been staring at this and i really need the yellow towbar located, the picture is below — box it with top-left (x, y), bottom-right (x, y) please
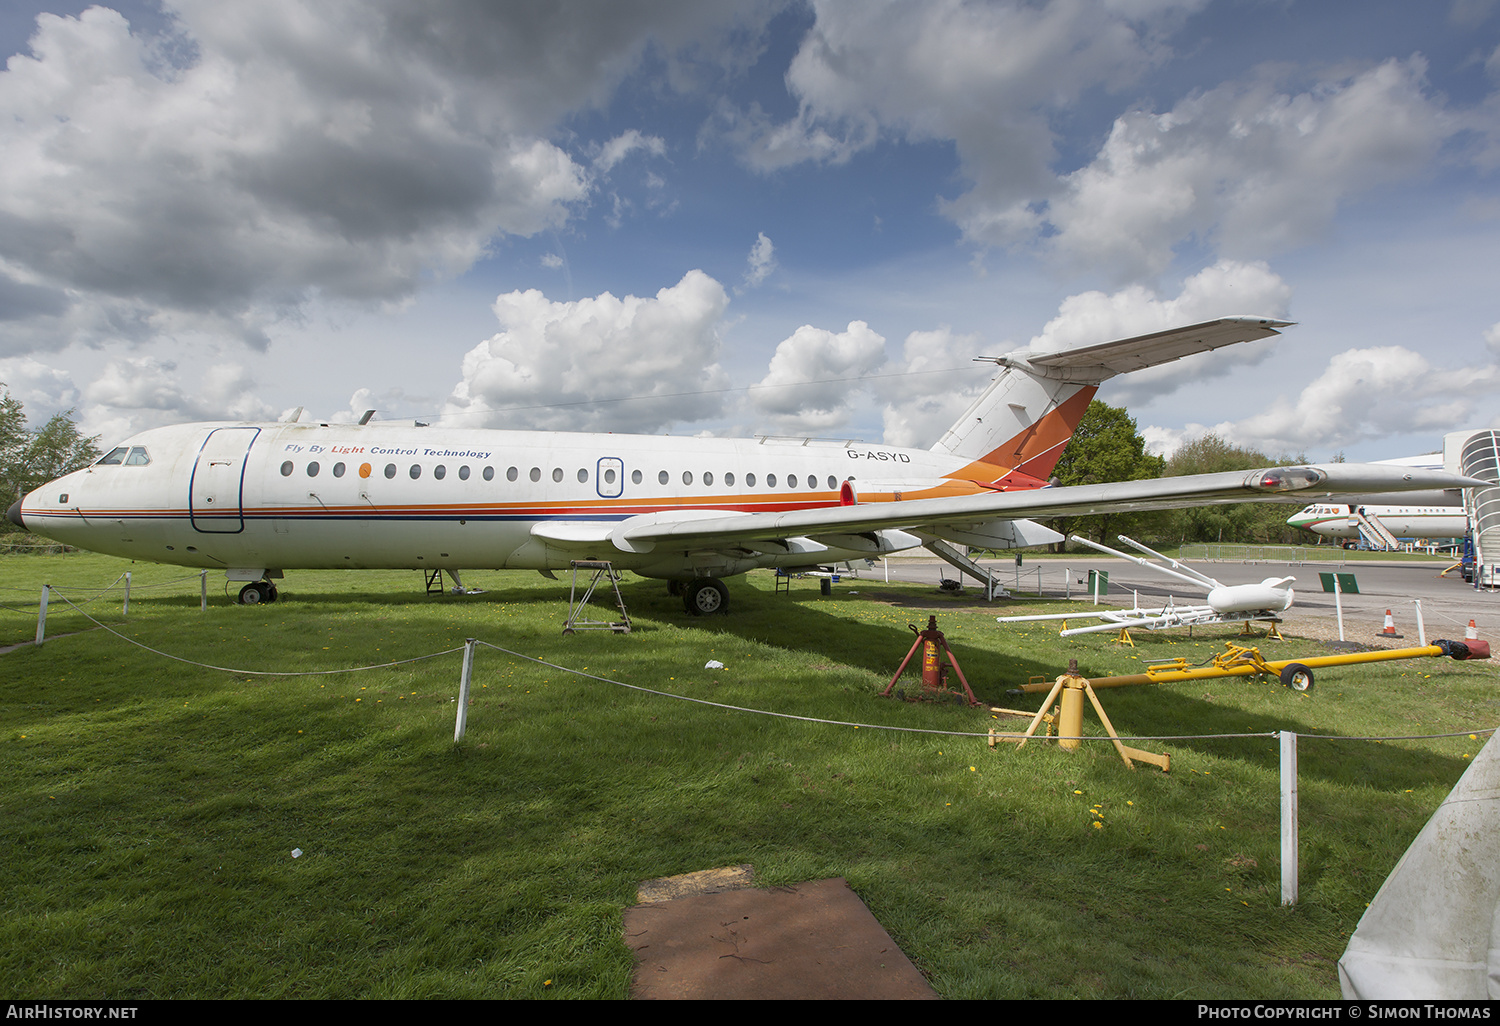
top-left (1011, 638), bottom-right (1490, 694)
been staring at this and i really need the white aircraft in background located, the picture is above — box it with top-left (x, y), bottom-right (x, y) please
top-left (10, 317), bottom-right (1478, 616)
top-left (1286, 455), bottom-right (1468, 546)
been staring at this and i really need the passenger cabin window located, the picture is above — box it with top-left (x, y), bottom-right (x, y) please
top-left (434, 465), bottom-right (447, 480)
top-left (306, 462), bottom-right (319, 477)
top-left (725, 472), bottom-right (735, 486)
top-left (659, 471), bottom-right (669, 484)
top-left (787, 474), bottom-right (797, 489)
top-left (384, 464), bottom-right (397, 479)
top-left (766, 474), bottom-right (776, 487)
top-left (631, 470), bottom-right (642, 484)
top-left (409, 464), bottom-right (421, 479)
top-left (682, 471), bottom-right (693, 485)
top-left (458, 466), bottom-right (469, 480)
top-left (530, 468), bottom-right (541, 482)
top-left (577, 468), bottom-right (588, 483)
top-left (703, 471), bottom-right (714, 486)
top-left (280, 461), bottom-right (294, 476)
top-left (333, 463), bottom-right (346, 478)
top-left (484, 467), bottom-right (495, 481)
top-left (552, 468), bottom-right (563, 483)
top-left (506, 467), bottom-right (517, 481)
top-left (746, 473), bottom-right (756, 487)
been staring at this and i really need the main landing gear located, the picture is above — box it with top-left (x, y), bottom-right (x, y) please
top-left (682, 578), bottom-right (729, 616)
top-left (238, 581), bottom-right (280, 605)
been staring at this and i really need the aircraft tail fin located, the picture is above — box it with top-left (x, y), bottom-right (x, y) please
top-left (932, 316), bottom-right (1291, 477)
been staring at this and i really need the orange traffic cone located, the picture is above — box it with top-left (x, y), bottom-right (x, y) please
top-left (1467, 619), bottom-right (1479, 640)
top-left (1376, 609), bottom-right (1403, 639)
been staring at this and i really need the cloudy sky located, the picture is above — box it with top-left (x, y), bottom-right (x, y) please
top-left (1, 1), bottom-right (1498, 462)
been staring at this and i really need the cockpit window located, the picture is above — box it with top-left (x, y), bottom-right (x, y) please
top-left (96, 446), bottom-right (150, 466)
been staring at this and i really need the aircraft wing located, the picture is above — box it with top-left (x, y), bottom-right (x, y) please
top-left (608, 463), bottom-right (1482, 554)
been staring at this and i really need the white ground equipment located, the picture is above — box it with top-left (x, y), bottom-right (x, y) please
top-left (996, 535), bottom-right (1294, 638)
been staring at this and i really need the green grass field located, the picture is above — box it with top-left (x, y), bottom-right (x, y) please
top-left (1, 551), bottom-right (1494, 999)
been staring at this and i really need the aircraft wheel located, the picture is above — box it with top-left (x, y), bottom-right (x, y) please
top-left (684, 578), bottom-right (729, 616)
top-left (1280, 663), bottom-right (1314, 692)
top-left (238, 582), bottom-right (269, 605)
top-left (266, 585), bottom-right (279, 603)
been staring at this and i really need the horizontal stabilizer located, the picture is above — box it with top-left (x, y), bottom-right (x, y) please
top-left (1017, 316), bottom-right (1293, 384)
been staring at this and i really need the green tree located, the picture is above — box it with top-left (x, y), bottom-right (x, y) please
top-left (1040, 400), bottom-right (1165, 549)
top-left (1, 385), bottom-right (102, 531)
top-left (1151, 433), bottom-right (1308, 544)
top-left (0, 386), bottom-right (29, 507)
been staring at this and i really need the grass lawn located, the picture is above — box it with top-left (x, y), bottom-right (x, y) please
top-left (0, 551), bottom-right (1495, 999)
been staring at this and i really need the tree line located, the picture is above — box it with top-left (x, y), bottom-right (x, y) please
top-left (1, 386), bottom-right (102, 531)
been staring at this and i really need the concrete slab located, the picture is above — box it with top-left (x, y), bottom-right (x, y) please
top-left (625, 875), bottom-right (937, 1000)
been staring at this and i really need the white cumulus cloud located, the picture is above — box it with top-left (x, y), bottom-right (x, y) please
top-left (742, 232), bottom-right (777, 290)
top-left (443, 270), bottom-right (731, 433)
top-left (1046, 57), bottom-right (1451, 278)
top-left (0, 1), bottom-right (768, 356)
top-left (750, 319), bottom-right (887, 432)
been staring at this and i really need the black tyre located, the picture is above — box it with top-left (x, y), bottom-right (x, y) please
top-left (238, 582), bottom-right (267, 605)
top-left (684, 578), bottom-right (729, 616)
top-left (1280, 663), bottom-right (1314, 692)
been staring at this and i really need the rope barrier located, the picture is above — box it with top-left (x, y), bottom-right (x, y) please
top-left (50, 590), bottom-right (464, 677)
top-left (23, 586), bottom-right (1500, 745)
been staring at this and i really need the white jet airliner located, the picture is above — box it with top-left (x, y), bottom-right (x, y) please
top-left (9, 317), bottom-right (1477, 615)
top-left (1286, 455), bottom-right (1468, 545)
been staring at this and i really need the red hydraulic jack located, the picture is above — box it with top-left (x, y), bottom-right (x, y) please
top-left (882, 615), bottom-right (980, 706)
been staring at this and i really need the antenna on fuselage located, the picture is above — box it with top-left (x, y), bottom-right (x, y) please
top-left (358, 410), bottom-right (376, 425)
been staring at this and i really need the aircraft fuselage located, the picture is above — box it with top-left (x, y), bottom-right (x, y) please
top-left (14, 420), bottom-right (1014, 583)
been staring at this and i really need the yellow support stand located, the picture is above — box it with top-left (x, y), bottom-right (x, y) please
top-left (995, 660), bottom-right (1170, 772)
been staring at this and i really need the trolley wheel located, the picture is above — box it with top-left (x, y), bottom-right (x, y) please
top-left (683, 578), bottom-right (729, 616)
top-left (1279, 663), bottom-right (1314, 692)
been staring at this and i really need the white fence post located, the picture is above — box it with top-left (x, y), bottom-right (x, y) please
top-left (1333, 575), bottom-right (1345, 642)
top-left (35, 584), bottom-right (48, 647)
top-left (454, 638), bottom-right (476, 742)
top-left (123, 571), bottom-right (130, 617)
top-left (1281, 730), bottom-right (1299, 906)
top-left (200, 571), bottom-right (208, 611)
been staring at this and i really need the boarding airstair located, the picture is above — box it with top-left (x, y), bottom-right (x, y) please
top-left (1352, 508), bottom-right (1402, 551)
top-left (1459, 431), bottom-right (1500, 588)
top-left (921, 538), bottom-right (1009, 600)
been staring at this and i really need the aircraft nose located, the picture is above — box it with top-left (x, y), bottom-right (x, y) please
top-left (7, 498), bottom-right (23, 529)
